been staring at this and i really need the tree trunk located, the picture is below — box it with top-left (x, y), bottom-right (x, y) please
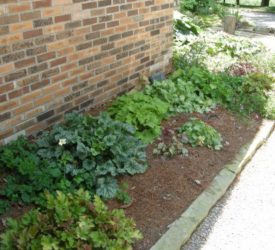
top-left (261, 0), bottom-right (270, 6)
top-left (236, 0), bottom-right (240, 5)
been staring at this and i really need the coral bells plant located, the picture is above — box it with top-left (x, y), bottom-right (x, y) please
top-left (0, 189), bottom-right (142, 250)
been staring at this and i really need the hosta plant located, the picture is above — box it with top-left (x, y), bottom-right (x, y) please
top-left (108, 92), bottom-right (169, 144)
top-left (178, 118), bottom-right (223, 150)
top-left (0, 189), bottom-right (142, 250)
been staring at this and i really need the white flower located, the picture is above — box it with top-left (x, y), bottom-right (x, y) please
top-left (58, 139), bottom-right (67, 146)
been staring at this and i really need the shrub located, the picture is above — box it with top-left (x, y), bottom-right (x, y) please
top-left (178, 118), bottom-right (223, 150)
top-left (108, 92), bottom-right (169, 144)
top-left (0, 189), bottom-right (142, 250)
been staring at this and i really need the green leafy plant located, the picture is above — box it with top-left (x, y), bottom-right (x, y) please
top-left (174, 17), bottom-right (201, 35)
top-left (235, 73), bottom-right (275, 117)
top-left (144, 70), bottom-right (215, 115)
top-left (178, 118), bottom-right (223, 150)
top-left (36, 112), bottom-right (148, 199)
top-left (153, 129), bottom-right (188, 158)
top-left (177, 66), bottom-right (241, 106)
top-left (108, 92), bottom-right (169, 144)
top-left (116, 183), bottom-right (132, 205)
top-left (180, 0), bottom-right (220, 14)
top-left (265, 93), bottom-right (275, 120)
top-left (0, 113), bottom-right (148, 215)
top-left (170, 66), bottom-right (275, 118)
top-left (174, 32), bottom-right (267, 73)
top-left (0, 189), bottom-right (142, 250)
top-left (0, 137), bottom-right (64, 214)
top-left (0, 136), bottom-right (39, 175)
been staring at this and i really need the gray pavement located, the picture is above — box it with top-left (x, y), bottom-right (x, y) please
top-left (182, 129), bottom-right (275, 250)
top-left (241, 11), bottom-right (275, 29)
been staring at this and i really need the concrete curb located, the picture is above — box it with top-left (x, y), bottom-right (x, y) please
top-left (150, 120), bottom-right (275, 250)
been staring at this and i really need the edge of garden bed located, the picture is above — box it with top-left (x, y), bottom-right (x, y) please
top-left (150, 119), bottom-right (275, 250)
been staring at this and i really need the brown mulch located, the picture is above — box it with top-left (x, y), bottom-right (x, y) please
top-left (107, 107), bottom-right (261, 250)
top-left (0, 106), bottom-right (261, 250)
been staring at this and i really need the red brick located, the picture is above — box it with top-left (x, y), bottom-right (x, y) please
top-left (8, 3), bottom-right (31, 14)
top-left (0, 0), bottom-right (173, 144)
top-left (55, 14), bottom-right (71, 23)
top-left (50, 57), bottom-right (67, 67)
top-left (33, 0), bottom-right (52, 9)
top-left (0, 83), bottom-right (14, 93)
top-left (21, 11), bottom-right (41, 21)
top-left (14, 58), bottom-right (36, 68)
top-left (23, 29), bottom-right (43, 39)
top-left (37, 52), bottom-right (56, 63)
top-left (0, 63), bottom-right (14, 74)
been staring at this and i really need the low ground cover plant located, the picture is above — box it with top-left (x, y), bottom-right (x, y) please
top-left (171, 65), bottom-right (275, 118)
top-left (0, 189), bottom-right (142, 250)
top-left (37, 112), bottom-right (148, 199)
top-left (174, 32), bottom-right (271, 73)
top-left (0, 137), bottom-right (60, 214)
top-left (144, 70), bottom-right (215, 114)
top-left (116, 182), bottom-right (132, 205)
top-left (108, 92), bottom-right (169, 144)
top-left (178, 118), bottom-right (223, 150)
top-left (153, 129), bottom-right (188, 158)
top-left (0, 112), bottom-right (147, 214)
top-left (235, 73), bottom-right (275, 118)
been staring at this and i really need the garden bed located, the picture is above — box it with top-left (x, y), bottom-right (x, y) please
top-left (0, 106), bottom-right (261, 249)
top-left (107, 107), bottom-right (261, 250)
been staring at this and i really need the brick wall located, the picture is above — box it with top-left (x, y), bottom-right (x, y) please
top-left (0, 0), bottom-right (173, 144)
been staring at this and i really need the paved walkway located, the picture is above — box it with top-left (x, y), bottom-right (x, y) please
top-left (182, 129), bottom-right (275, 250)
top-left (241, 11), bottom-right (275, 29)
